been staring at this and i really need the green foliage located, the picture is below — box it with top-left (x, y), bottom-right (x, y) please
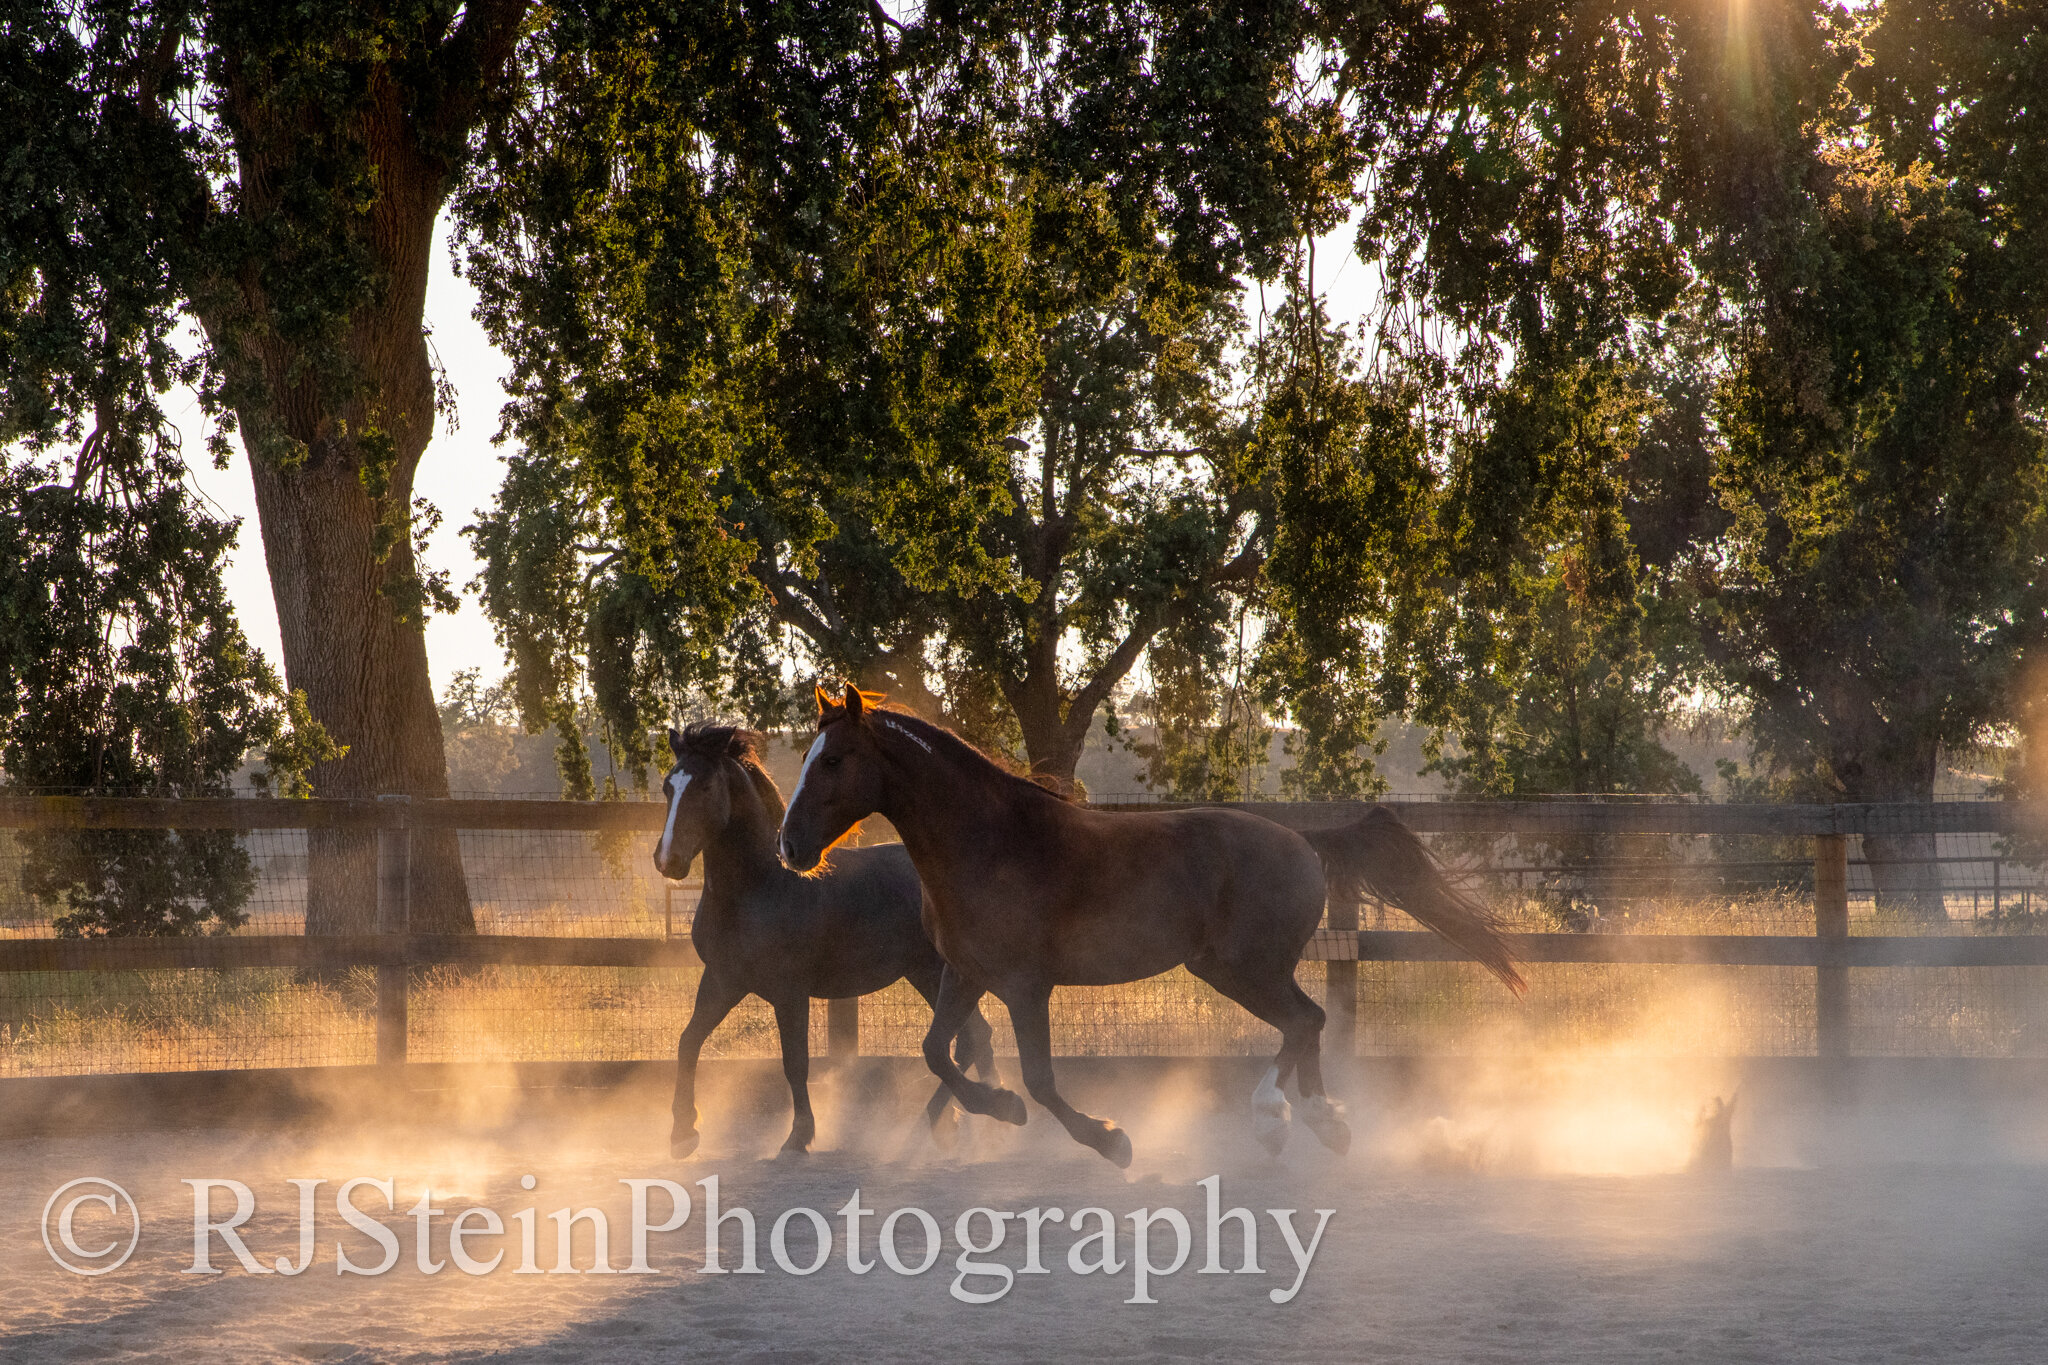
top-left (3, 0), bottom-right (525, 944)
top-left (1247, 291), bottom-right (1425, 798)
top-left (1400, 359), bottom-right (1705, 798)
top-left (1696, 6), bottom-right (2048, 803)
top-left (0, 440), bottom-right (284, 935)
top-left (459, 0), bottom-right (1028, 777)
top-left (459, 0), bottom-right (1334, 782)
top-left (14, 0), bottom-right (2027, 833)
top-left (1252, 2), bottom-right (1733, 800)
top-left (1106, 627), bottom-right (1274, 802)
top-left (252, 690), bottom-right (346, 800)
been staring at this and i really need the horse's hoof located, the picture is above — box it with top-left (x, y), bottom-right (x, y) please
top-left (779, 1139), bottom-right (812, 1157)
top-left (929, 1106), bottom-right (961, 1150)
top-left (1099, 1126), bottom-right (1133, 1169)
top-left (1299, 1095), bottom-right (1351, 1155)
top-left (1305, 1114), bottom-right (1351, 1155)
top-left (670, 1130), bottom-right (700, 1161)
top-left (990, 1089), bottom-right (1028, 1127)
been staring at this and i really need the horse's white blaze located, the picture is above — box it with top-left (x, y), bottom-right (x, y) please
top-left (782, 732), bottom-right (830, 863)
top-left (655, 771), bottom-right (691, 870)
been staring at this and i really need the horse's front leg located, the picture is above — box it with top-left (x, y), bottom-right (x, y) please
top-left (923, 966), bottom-right (1026, 1126)
top-left (954, 1001), bottom-right (1002, 1085)
top-left (771, 995), bottom-right (816, 1153)
top-left (673, 968), bottom-right (748, 1159)
top-left (1006, 984), bottom-right (1132, 1168)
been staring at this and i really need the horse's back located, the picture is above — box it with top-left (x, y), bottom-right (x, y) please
top-left (1071, 804), bottom-right (1317, 881)
top-left (810, 841), bottom-right (932, 942)
top-left (817, 840), bottom-right (921, 902)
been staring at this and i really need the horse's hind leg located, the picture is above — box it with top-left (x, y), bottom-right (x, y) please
top-left (673, 968), bottom-right (748, 1159)
top-left (771, 995), bottom-right (816, 1154)
top-left (1188, 955), bottom-right (1349, 1157)
top-left (923, 966), bottom-right (1027, 1127)
top-left (1006, 985), bottom-right (1133, 1168)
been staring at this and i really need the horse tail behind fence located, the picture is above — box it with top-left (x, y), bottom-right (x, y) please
top-left (1303, 807), bottom-right (1527, 997)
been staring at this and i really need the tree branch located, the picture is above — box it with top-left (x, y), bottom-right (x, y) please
top-left (426, 0), bottom-right (532, 145)
top-left (752, 554), bottom-right (841, 647)
top-left (1062, 613), bottom-right (1166, 748)
top-left (1207, 519), bottom-right (1269, 588)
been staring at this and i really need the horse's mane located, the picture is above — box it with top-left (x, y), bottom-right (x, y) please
top-left (836, 703), bottom-right (1077, 805)
top-left (675, 722), bottom-right (786, 820)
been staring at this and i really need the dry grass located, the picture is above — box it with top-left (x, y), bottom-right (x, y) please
top-left (6, 891), bottom-right (2048, 1078)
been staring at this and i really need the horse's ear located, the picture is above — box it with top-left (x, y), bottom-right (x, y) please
top-left (668, 726), bottom-right (685, 759)
top-left (842, 681), bottom-right (866, 717)
top-left (814, 683), bottom-right (837, 718)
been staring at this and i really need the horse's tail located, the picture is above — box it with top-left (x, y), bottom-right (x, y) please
top-left (1302, 807), bottom-right (1527, 997)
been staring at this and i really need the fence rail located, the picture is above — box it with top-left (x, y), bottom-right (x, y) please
top-left (10, 928), bottom-right (2048, 978)
top-left (2, 794), bottom-right (2036, 835)
top-left (5, 797), bottom-right (2046, 1075)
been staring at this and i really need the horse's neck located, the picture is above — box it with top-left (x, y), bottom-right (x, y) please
top-left (880, 738), bottom-right (1043, 879)
top-left (699, 776), bottom-right (788, 904)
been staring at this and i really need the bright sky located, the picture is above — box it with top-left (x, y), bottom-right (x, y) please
top-left (178, 211), bottom-right (1377, 701)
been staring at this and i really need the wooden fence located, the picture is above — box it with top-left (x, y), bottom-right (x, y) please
top-left (3, 795), bottom-right (2044, 1066)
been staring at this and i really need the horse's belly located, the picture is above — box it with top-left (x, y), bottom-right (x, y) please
top-left (933, 908), bottom-right (1194, 989)
top-left (1041, 908), bottom-right (1187, 982)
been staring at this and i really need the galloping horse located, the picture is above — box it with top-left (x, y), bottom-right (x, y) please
top-left (778, 685), bottom-right (1525, 1167)
top-left (654, 723), bottom-right (997, 1158)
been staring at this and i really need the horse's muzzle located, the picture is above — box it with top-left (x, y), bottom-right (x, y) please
top-left (778, 830), bottom-right (822, 873)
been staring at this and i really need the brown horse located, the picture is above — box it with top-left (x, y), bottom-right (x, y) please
top-left (778, 684), bottom-right (1525, 1167)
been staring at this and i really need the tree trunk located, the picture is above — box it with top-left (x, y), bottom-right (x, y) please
top-left (1008, 671), bottom-right (1093, 787)
top-left (1836, 734), bottom-right (1944, 923)
top-left (1005, 618), bottom-right (1163, 789)
top-left (214, 98), bottom-right (473, 935)
top-left (247, 444), bottom-right (472, 935)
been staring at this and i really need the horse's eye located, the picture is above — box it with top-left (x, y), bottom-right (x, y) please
top-left (822, 755), bottom-right (843, 770)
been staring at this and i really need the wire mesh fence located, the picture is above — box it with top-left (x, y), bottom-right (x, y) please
top-left (4, 799), bottom-right (2048, 1080)
top-left (0, 828), bottom-right (691, 939)
top-left (8, 826), bottom-right (2043, 941)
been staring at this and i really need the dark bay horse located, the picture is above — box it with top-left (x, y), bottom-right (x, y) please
top-left (778, 684), bottom-right (1525, 1167)
top-left (654, 723), bottom-right (997, 1158)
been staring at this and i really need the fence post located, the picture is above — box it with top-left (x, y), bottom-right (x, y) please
top-left (1324, 884), bottom-right (1361, 1070)
top-left (1814, 832), bottom-right (1849, 1059)
top-left (826, 997), bottom-right (860, 1060)
top-left (375, 795), bottom-right (411, 1065)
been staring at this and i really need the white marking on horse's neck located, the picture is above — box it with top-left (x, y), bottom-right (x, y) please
top-left (655, 769), bottom-right (691, 871)
top-left (879, 717), bottom-right (933, 753)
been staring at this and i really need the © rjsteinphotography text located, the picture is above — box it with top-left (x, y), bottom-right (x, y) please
top-left (46, 1174), bottom-right (1332, 1306)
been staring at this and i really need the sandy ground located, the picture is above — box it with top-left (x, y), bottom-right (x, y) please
top-left (6, 1060), bottom-right (2048, 1363)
